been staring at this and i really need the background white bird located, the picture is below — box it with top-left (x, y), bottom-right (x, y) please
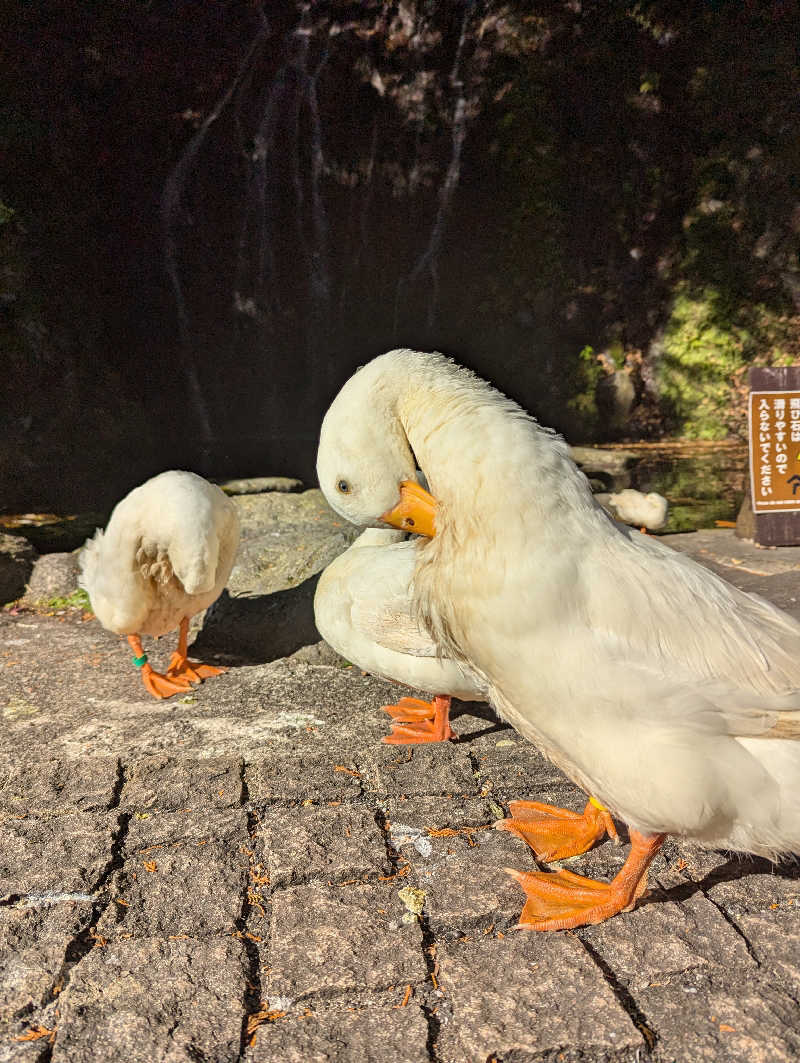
top-left (80, 470), bottom-right (240, 698)
top-left (599, 488), bottom-right (669, 531)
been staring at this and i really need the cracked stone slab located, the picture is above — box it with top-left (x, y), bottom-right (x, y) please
top-left (246, 752), bottom-right (364, 804)
top-left (0, 813), bottom-right (117, 899)
top-left (437, 932), bottom-right (642, 1059)
top-left (380, 795), bottom-right (498, 833)
top-left (379, 799), bottom-right (526, 932)
top-left (248, 1004), bottom-right (430, 1062)
top-left (52, 937), bottom-right (248, 1063)
top-left (467, 731), bottom-right (568, 796)
top-left (258, 805), bottom-right (388, 888)
top-left (0, 755), bottom-right (120, 814)
top-left (97, 841), bottom-right (249, 940)
top-left (733, 910), bottom-right (800, 993)
top-left (637, 975), bottom-right (800, 1062)
top-left (581, 892), bottom-right (754, 990)
top-left (268, 881), bottom-right (426, 1000)
top-left (704, 857), bottom-right (800, 915)
top-left (358, 743), bottom-right (478, 799)
top-left (0, 901), bottom-right (93, 1024)
top-left (410, 827), bottom-right (534, 932)
top-left (119, 755), bottom-right (244, 812)
top-left (93, 809), bottom-right (251, 940)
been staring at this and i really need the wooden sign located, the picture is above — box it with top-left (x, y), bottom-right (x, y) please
top-left (748, 366), bottom-right (800, 546)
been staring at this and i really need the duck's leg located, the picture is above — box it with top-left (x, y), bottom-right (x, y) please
top-left (381, 695), bottom-right (456, 744)
top-left (507, 828), bottom-right (667, 931)
top-left (165, 617), bottom-right (226, 684)
top-left (495, 797), bottom-right (618, 861)
top-left (127, 634), bottom-right (192, 699)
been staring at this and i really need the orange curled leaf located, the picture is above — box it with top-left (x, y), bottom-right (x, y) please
top-left (143, 860), bottom-right (158, 872)
top-left (334, 765), bottom-right (360, 777)
top-left (15, 1026), bottom-right (56, 1044)
top-left (247, 1006), bottom-right (286, 1045)
top-left (396, 985), bottom-right (412, 1008)
top-left (379, 866), bottom-right (410, 881)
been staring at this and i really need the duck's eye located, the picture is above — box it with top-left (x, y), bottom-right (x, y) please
top-left (337, 479), bottom-right (350, 494)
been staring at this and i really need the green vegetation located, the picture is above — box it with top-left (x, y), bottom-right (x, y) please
top-left (42, 588), bottom-right (91, 610)
top-left (657, 288), bottom-right (799, 439)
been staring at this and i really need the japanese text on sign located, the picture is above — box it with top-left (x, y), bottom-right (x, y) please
top-left (748, 390), bottom-right (800, 513)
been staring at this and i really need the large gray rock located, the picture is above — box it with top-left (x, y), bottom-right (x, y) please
top-left (20, 550), bottom-right (81, 606)
top-left (218, 476), bottom-right (303, 496)
top-left (0, 533), bottom-right (36, 604)
top-left (568, 445), bottom-right (640, 491)
top-left (193, 488), bottom-right (359, 662)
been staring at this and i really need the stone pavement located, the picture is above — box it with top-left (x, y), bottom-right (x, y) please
top-left (1, 496), bottom-right (800, 1062)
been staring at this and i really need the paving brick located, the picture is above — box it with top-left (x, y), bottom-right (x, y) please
top-left (402, 823), bottom-right (529, 932)
top-left (0, 755), bottom-right (120, 814)
top-left (96, 810), bottom-right (251, 940)
top-left (358, 743), bottom-right (478, 798)
top-left (97, 844), bottom-right (248, 940)
top-left (733, 910), bottom-right (800, 993)
top-left (248, 1004), bottom-right (430, 1062)
top-left (468, 733), bottom-right (568, 797)
top-left (705, 858), bottom-right (800, 915)
top-left (258, 805), bottom-right (388, 888)
top-left (0, 901), bottom-right (93, 1023)
top-left (268, 881), bottom-right (426, 999)
top-left (582, 892), bottom-right (754, 990)
top-left (638, 976), bottom-right (800, 1063)
top-left (120, 755), bottom-right (244, 812)
top-left (437, 933), bottom-right (642, 1059)
top-left (0, 813), bottom-right (117, 899)
top-left (52, 938), bottom-right (247, 1063)
top-left (246, 752), bottom-right (363, 804)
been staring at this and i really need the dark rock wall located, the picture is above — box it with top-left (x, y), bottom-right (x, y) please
top-left (2, 1), bottom-right (798, 509)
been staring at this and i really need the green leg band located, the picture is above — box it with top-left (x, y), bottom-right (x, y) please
top-left (132, 653), bottom-right (148, 668)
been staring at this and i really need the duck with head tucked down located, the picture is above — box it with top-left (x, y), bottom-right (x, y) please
top-left (315, 524), bottom-right (618, 859)
top-left (317, 348), bottom-right (800, 931)
top-left (315, 526), bottom-right (480, 744)
top-left (80, 470), bottom-right (240, 699)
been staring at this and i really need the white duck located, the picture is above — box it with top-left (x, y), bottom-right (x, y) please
top-left (599, 488), bottom-right (669, 532)
top-left (80, 470), bottom-right (240, 699)
top-left (315, 522), bottom-right (617, 857)
top-left (315, 527), bottom-right (479, 744)
top-left (317, 349), bottom-right (800, 930)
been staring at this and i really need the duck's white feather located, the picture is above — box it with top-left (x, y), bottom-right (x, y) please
top-left (317, 349), bottom-right (800, 858)
top-left (80, 470), bottom-right (240, 637)
top-left (314, 528), bottom-right (485, 702)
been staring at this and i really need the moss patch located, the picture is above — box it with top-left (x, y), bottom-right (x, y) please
top-left (656, 288), bottom-right (799, 439)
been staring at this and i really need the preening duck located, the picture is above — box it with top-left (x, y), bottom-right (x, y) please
top-left (315, 527), bottom-right (483, 744)
top-left (80, 470), bottom-right (240, 699)
top-left (317, 348), bottom-right (800, 930)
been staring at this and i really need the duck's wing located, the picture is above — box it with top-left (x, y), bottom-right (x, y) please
top-left (156, 484), bottom-right (239, 598)
top-left (347, 541), bottom-right (440, 659)
top-left (583, 528), bottom-right (800, 698)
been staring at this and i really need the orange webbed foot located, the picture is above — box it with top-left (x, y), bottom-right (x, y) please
top-left (381, 695), bottom-right (456, 744)
top-left (128, 633), bottom-right (192, 700)
top-left (166, 653), bottom-right (226, 685)
top-left (506, 828), bottom-right (666, 931)
top-left (140, 664), bottom-right (193, 699)
top-left (494, 798), bottom-right (618, 862)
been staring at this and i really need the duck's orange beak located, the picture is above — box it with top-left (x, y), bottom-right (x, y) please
top-left (380, 479), bottom-right (437, 538)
